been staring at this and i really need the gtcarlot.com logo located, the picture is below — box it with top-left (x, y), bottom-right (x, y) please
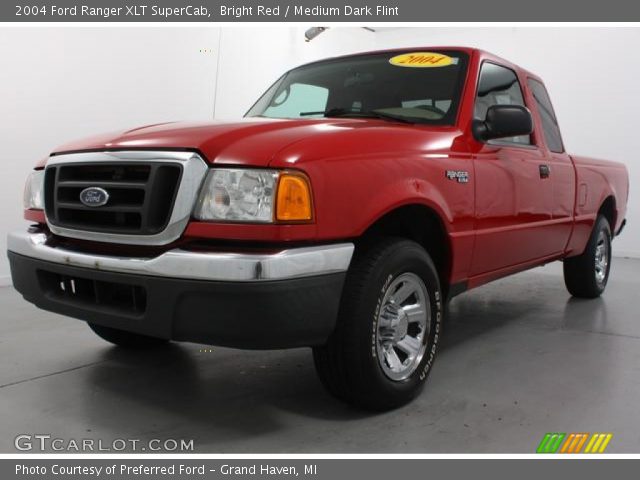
top-left (536, 432), bottom-right (613, 454)
top-left (14, 434), bottom-right (194, 452)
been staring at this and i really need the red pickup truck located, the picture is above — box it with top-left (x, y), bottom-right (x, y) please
top-left (9, 47), bottom-right (629, 410)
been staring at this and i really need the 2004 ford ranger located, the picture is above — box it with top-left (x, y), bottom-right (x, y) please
top-left (8, 48), bottom-right (629, 409)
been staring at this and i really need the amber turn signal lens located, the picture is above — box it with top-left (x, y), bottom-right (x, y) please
top-left (276, 173), bottom-right (313, 222)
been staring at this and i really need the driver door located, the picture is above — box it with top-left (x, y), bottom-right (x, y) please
top-left (470, 62), bottom-right (555, 277)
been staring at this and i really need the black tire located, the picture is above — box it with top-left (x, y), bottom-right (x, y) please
top-left (88, 323), bottom-right (169, 349)
top-left (563, 215), bottom-right (612, 298)
top-left (313, 238), bottom-right (443, 411)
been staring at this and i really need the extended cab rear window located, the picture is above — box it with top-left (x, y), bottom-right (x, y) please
top-left (246, 51), bottom-right (469, 125)
top-left (527, 78), bottom-right (565, 153)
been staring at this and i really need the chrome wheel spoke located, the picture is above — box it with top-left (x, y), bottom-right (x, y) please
top-left (391, 282), bottom-right (415, 305)
top-left (384, 347), bottom-right (403, 371)
top-left (378, 316), bottom-right (393, 329)
top-left (402, 303), bottom-right (426, 323)
top-left (396, 336), bottom-right (422, 357)
top-left (378, 305), bottom-right (396, 328)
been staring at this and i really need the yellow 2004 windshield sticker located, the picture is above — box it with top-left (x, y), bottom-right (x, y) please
top-left (389, 52), bottom-right (453, 68)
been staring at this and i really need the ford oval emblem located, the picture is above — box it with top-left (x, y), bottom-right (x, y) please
top-left (79, 187), bottom-right (110, 207)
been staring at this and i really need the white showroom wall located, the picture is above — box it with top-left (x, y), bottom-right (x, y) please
top-left (213, 27), bottom-right (374, 119)
top-left (372, 27), bottom-right (639, 258)
top-left (0, 27), bottom-right (637, 283)
top-left (0, 27), bottom-right (217, 284)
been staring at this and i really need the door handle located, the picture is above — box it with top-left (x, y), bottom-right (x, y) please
top-left (539, 164), bottom-right (551, 179)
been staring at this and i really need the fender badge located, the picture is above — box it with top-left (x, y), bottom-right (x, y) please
top-left (446, 170), bottom-right (469, 183)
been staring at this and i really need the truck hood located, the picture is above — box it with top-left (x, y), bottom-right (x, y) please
top-left (47, 118), bottom-right (463, 168)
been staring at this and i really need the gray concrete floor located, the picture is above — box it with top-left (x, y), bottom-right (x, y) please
top-left (1, 258), bottom-right (639, 453)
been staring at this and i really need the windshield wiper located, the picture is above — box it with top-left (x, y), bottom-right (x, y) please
top-left (299, 108), bottom-right (416, 124)
top-left (299, 107), bottom-right (359, 117)
top-left (367, 110), bottom-right (417, 124)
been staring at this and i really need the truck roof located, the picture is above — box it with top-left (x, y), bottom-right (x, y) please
top-left (296, 46), bottom-right (541, 81)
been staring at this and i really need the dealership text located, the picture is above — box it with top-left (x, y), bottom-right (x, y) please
top-left (17, 5), bottom-right (400, 19)
top-left (16, 464), bottom-right (206, 477)
top-left (15, 464), bottom-right (315, 476)
top-left (220, 5), bottom-right (399, 17)
top-left (18, 5), bottom-right (212, 18)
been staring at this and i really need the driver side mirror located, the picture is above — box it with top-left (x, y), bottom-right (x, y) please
top-left (472, 105), bottom-right (533, 142)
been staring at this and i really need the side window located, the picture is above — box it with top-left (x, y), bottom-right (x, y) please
top-left (263, 83), bottom-right (328, 118)
top-left (527, 79), bottom-right (564, 153)
top-left (475, 63), bottom-right (531, 145)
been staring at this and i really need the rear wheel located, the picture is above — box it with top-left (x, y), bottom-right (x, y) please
top-left (88, 323), bottom-right (169, 348)
top-left (563, 215), bottom-right (612, 298)
top-left (313, 238), bottom-right (443, 410)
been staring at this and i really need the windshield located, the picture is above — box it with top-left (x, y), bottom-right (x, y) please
top-left (246, 50), bottom-right (469, 125)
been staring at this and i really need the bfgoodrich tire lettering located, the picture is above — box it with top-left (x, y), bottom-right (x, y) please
top-left (313, 238), bottom-right (443, 410)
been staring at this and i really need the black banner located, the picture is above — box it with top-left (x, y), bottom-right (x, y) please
top-left (4, 459), bottom-right (640, 480)
top-left (3, 0), bottom-right (640, 22)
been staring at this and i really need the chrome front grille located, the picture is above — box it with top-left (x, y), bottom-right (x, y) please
top-left (45, 162), bottom-right (181, 235)
top-left (43, 151), bottom-right (209, 245)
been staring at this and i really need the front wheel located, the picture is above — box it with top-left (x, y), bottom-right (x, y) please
top-left (313, 238), bottom-right (443, 411)
top-left (563, 215), bottom-right (612, 298)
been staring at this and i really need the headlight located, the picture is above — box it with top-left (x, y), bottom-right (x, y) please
top-left (194, 168), bottom-right (313, 223)
top-left (23, 170), bottom-right (45, 210)
top-left (194, 168), bottom-right (278, 222)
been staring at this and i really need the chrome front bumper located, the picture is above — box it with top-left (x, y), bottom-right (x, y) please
top-left (7, 230), bottom-right (354, 282)
top-left (8, 230), bottom-right (353, 348)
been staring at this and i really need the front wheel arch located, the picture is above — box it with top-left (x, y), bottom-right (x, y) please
top-left (357, 204), bottom-right (451, 298)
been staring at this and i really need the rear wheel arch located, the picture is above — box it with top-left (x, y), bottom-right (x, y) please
top-left (598, 195), bottom-right (617, 233)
